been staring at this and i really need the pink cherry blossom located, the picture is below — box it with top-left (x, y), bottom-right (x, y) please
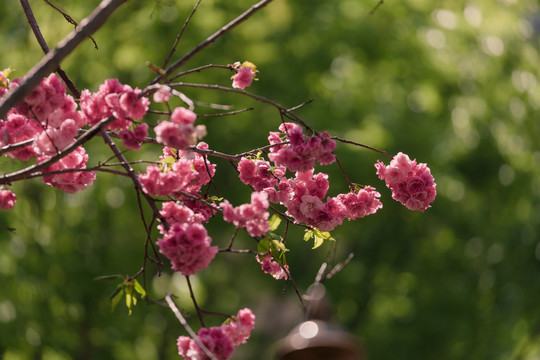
top-left (79, 78), bottom-right (149, 131)
top-left (221, 308), bottom-right (256, 346)
top-left (220, 191), bottom-right (270, 237)
top-left (268, 123), bottom-right (336, 173)
top-left (256, 253), bottom-right (288, 280)
top-left (375, 152), bottom-right (436, 211)
top-left (39, 146), bottom-right (96, 194)
top-left (118, 123), bottom-right (148, 150)
top-left (158, 201), bottom-right (207, 235)
top-left (177, 327), bottom-right (234, 360)
top-left (171, 107), bottom-right (197, 125)
top-left (0, 190), bottom-right (17, 210)
top-left (138, 159), bottom-right (195, 197)
top-left (335, 186), bottom-right (383, 220)
top-left (156, 222), bottom-right (218, 276)
top-left (154, 109), bottom-right (206, 150)
top-left (237, 157), bottom-right (286, 192)
top-left (153, 87), bottom-right (172, 103)
top-left (232, 67), bottom-right (255, 90)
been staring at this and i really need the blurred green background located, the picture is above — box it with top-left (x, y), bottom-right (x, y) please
top-left (1, 0), bottom-right (540, 359)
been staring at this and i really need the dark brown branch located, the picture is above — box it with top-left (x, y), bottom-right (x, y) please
top-left (0, 138), bottom-right (35, 156)
top-left (0, 0), bottom-right (127, 120)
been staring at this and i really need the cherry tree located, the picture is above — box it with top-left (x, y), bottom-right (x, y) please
top-left (0, 0), bottom-right (435, 359)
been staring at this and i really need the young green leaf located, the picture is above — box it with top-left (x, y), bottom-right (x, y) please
top-left (304, 229), bottom-right (314, 242)
top-left (268, 214), bottom-right (282, 232)
top-left (109, 285), bottom-right (124, 312)
top-left (312, 233), bottom-right (325, 249)
top-left (132, 279), bottom-right (146, 299)
top-left (257, 237), bottom-right (271, 254)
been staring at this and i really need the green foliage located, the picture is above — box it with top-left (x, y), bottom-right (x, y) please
top-left (303, 228), bottom-right (335, 249)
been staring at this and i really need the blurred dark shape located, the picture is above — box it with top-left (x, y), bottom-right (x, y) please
top-left (274, 283), bottom-right (364, 360)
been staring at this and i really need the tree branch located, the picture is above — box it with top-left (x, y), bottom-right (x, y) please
top-left (0, 0), bottom-right (127, 119)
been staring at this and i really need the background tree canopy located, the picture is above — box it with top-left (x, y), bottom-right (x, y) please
top-left (1, 0), bottom-right (539, 359)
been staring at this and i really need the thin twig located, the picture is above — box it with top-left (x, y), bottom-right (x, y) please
top-left (99, 128), bottom-right (170, 232)
top-left (42, 0), bottom-right (99, 49)
top-left (169, 64), bottom-right (231, 82)
top-left (151, 0), bottom-right (275, 84)
top-left (197, 108), bottom-right (253, 117)
top-left (165, 294), bottom-right (218, 360)
top-left (325, 252), bottom-right (354, 280)
top-left (162, 0), bottom-right (202, 69)
top-left (166, 82), bottom-right (311, 130)
top-left (334, 156), bottom-right (355, 191)
top-left (333, 136), bottom-right (393, 159)
top-left (186, 276), bottom-right (205, 327)
top-left (366, 0), bottom-right (384, 17)
top-left (0, 138), bottom-right (35, 156)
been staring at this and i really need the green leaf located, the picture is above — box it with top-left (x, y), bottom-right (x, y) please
top-left (304, 229), bottom-right (314, 242)
top-left (305, 228), bottom-right (334, 249)
top-left (207, 195), bottom-right (224, 203)
top-left (312, 233), bottom-right (325, 249)
top-left (125, 285), bottom-right (134, 315)
top-left (109, 286), bottom-right (124, 312)
top-left (272, 239), bottom-right (288, 252)
top-left (268, 214), bottom-right (282, 231)
top-left (257, 237), bottom-right (271, 253)
top-left (132, 279), bottom-right (146, 299)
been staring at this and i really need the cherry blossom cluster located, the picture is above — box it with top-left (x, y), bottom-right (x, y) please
top-left (280, 170), bottom-right (382, 231)
top-left (118, 123), bottom-right (148, 150)
top-left (220, 191), bottom-right (271, 237)
top-left (375, 152), bottom-right (437, 211)
top-left (155, 107), bottom-right (206, 150)
top-left (268, 122), bottom-right (336, 172)
top-left (156, 221), bottom-right (218, 275)
top-left (79, 78), bottom-right (149, 131)
top-left (256, 253), bottom-right (289, 280)
top-left (139, 143), bottom-right (216, 197)
top-left (237, 157), bottom-right (286, 192)
top-left (146, 145), bottom-right (220, 274)
top-left (237, 157), bottom-right (383, 232)
top-left (0, 71), bottom-right (151, 196)
top-left (177, 308), bottom-right (255, 360)
top-left (1, 72), bottom-right (84, 161)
